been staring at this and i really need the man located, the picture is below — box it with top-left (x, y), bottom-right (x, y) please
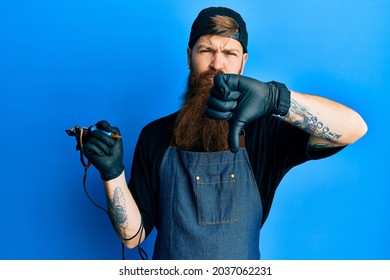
top-left (83, 7), bottom-right (367, 259)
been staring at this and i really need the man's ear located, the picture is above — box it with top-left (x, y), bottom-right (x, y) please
top-left (240, 53), bottom-right (248, 75)
top-left (187, 47), bottom-right (192, 69)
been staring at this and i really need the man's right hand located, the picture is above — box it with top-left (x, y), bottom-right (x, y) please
top-left (83, 120), bottom-right (124, 181)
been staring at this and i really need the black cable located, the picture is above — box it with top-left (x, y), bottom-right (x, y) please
top-left (82, 166), bottom-right (109, 215)
top-left (120, 217), bottom-right (148, 260)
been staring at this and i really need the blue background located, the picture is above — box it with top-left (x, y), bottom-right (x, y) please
top-left (1, 0), bottom-right (388, 260)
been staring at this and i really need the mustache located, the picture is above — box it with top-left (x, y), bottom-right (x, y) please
top-left (183, 69), bottom-right (223, 103)
top-left (195, 69), bottom-right (224, 86)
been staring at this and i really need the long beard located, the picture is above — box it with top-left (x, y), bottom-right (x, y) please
top-left (172, 69), bottom-right (229, 152)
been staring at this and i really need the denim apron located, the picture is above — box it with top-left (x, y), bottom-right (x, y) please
top-left (153, 146), bottom-right (263, 259)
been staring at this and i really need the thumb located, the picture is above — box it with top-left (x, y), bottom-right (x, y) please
top-left (228, 120), bottom-right (245, 153)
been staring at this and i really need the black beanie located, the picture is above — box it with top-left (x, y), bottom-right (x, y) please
top-left (188, 7), bottom-right (248, 53)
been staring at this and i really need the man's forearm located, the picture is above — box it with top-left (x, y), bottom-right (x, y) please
top-left (104, 171), bottom-right (145, 249)
top-left (281, 91), bottom-right (367, 148)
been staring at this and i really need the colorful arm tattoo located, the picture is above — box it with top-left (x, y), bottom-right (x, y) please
top-left (285, 98), bottom-right (342, 148)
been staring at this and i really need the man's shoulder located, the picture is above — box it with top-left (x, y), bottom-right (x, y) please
top-left (142, 112), bottom-right (177, 132)
top-left (146, 112), bottom-right (177, 127)
top-left (135, 112), bottom-right (177, 158)
top-left (138, 112), bottom-right (177, 142)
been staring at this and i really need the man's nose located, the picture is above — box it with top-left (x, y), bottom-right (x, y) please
top-left (210, 52), bottom-right (224, 71)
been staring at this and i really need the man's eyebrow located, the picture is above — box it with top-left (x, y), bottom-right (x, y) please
top-left (222, 48), bottom-right (240, 53)
top-left (197, 43), bottom-right (214, 49)
top-left (197, 43), bottom-right (240, 53)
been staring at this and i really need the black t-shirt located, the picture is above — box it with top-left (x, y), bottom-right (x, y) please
top-left (128, 112), bottom-right (343, 237)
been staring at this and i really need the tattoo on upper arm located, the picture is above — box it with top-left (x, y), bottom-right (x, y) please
top-left (108, 187), bottom-right (128, 238)
top-left (307, 140), bottom-right (338, 150)
top-left (287, 98), bottom-right (342, 144)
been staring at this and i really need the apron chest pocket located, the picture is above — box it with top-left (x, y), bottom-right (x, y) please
top-left (195, 173), bottom-right (239, 225)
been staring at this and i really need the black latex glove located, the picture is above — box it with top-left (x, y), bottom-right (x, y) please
top-left (205, 74), bottom-right (290, 153)
top-left (83, 120), bottom-right (124, 181)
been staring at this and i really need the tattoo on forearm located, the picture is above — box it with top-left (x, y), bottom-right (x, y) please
top-left (286, 98), bottom-right (342, 143)
top-left (108, 187), bottom-right (129, 239)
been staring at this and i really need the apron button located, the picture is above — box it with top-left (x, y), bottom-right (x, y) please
top-left (230, 173), bottom-right (235, 178)
top-left (196, 176), bottom-right (200, 181)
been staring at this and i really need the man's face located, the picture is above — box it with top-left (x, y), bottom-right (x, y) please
top-left (187, 35), bottom-right (248, 77)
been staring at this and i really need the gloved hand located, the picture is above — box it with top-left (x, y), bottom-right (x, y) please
top-left (205, 74), bottom-right (291, 153)
top-left (83, 120), bottom-right (124, 181)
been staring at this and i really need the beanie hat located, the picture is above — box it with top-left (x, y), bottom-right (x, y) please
top-left (188, 7), bottom-right (248, 53)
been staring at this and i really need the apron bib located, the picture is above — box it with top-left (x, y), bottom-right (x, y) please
top-left (153, 147), bottom-right (262, 259)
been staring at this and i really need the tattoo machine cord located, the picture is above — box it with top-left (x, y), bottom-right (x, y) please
top-left (66, 125), bottom-right (148, 260)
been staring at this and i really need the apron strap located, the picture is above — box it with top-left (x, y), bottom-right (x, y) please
top-left (239, 130), bottom-right (246, 148)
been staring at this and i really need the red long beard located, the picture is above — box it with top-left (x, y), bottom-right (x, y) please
top-left (172, 69), bottom-right (229, 152)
